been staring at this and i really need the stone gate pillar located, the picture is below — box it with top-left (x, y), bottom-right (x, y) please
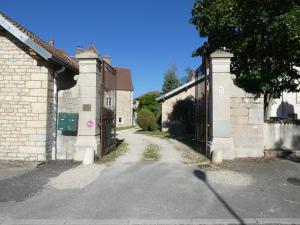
top-left (74, 47), bottom-right (102, 161)
top-left (209, 50), bottom-right (235, 161)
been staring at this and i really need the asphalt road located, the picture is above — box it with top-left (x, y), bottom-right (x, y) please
top-left (0, 131), bottom-right (300, 224)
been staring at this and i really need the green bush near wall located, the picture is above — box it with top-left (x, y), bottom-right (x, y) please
top-left (137, 109), bottom-right (158, 131)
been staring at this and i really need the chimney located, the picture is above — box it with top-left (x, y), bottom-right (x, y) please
top-left (49, 39), bottom-right (55, 47)
top-left (76, 46), bottom-right (84, 54)
top-left (103, 55), bottom-right (112, 64)
top-left (87, 43), bottom-right (99, 54)
top-left (191, 71), bottom-right (196, 81)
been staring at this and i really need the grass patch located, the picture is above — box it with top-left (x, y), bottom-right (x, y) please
top-left (136, 130), bottom-right (170, 139)
top-left (116, 126), bottom-right (135, 131)
top-left (97, 140), bottom-right (128, 164)
top-left (173, 134), bottom-right (198, 152)
top-left (183, 151), bottom-right (207, 164)
top-left (143, 144), bottom-right (160, 160)
top-left (216, 157), bottom-right (274, 170)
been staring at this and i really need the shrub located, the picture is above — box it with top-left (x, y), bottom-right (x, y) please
top-left (137, 109), bottom-right (158, 131)
top-left (137, 92), bottom-right (160, 114)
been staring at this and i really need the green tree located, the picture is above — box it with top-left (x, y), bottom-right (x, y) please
top-left (191, 0), bottom-right (300, 103)
top-left (186, 67), bottom-right (195, 82)
top-left (162, 64), bottom-right (180, 93)
top-left (137, 92), bottom-right (160, 116)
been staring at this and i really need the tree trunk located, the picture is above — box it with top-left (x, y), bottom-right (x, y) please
top-left (264, 94), bottom-right (272, 120)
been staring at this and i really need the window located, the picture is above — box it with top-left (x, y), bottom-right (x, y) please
top-left (106, 97), bottom-right (112, 107)
top-left (118, 117), bottom-right (123, 123)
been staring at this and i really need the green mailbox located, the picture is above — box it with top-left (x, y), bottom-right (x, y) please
top-left (58, 112), bottom-right (78, 132)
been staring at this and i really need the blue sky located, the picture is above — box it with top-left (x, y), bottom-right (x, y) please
top-left (1, 0), bottom-right (205, 97)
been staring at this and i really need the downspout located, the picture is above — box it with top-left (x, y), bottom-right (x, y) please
top-left (52, 66), bottom-right (65, 160)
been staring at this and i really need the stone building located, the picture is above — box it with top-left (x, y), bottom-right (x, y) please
top-left (0, 12), bottom-right (79, 161)
top-left (115, 67), bottom-right (134, 127)
top-left (156, 77), bottom-right (197, 133)
top-left (0, 12), bottom-right (121, 163)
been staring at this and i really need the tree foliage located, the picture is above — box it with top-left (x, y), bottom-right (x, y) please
top-left (191, 0), bottom-right (300, 97)
top-left (180, 67), bottom-right (195, 84)
top-left (137, 92), bottom-right (160, 115)
top-left (137, 109), bottom-right (158, 131)
top-left (170, 96), bottom-right (195, 123)
top-left (162, 64), bottom-right (180, 94)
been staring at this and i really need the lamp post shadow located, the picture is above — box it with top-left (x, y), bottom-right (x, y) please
top-left (193, 168), bottom-right (245, 224)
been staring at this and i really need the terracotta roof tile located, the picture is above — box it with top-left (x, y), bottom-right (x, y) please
top-left (115, 67), bottom-right (133, 91)
top-left (0, 12), bottom-right (79, 72)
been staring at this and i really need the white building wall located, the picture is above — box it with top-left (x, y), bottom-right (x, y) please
top-left (270, 92), bottom-right (300, 119)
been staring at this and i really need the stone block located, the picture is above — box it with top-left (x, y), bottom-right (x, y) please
top-left (248, 108), bottom-right (264, 125)
top-left (26, 81), bottom-right (41, 88)
top-left (26, 120), bottom-right (47, 128)
top-left (29, 134), bottom-right (47, 142)
top-left (31, 103), bottom-right (47, 113)
top-left (234, 116), bottom-right (248, 125)
top-left (19, 146), bottom-right (35, 153)
top-left (231, 108), bottom-right (248, 116)
top-left (21, 96), bottom-right (37, 102)
top-left (29, 89), bottom-right (48, 97)
top-left (30, 73), bottom-right (48, 81)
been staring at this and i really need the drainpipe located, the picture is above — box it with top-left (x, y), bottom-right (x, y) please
top-left (52, 66), bottom-right (65, 160)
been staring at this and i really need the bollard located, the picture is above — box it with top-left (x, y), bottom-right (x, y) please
top-left (82, 148), bottom-right (94, 165)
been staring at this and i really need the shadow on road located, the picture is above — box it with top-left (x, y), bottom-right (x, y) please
top-left (0, 161), bottom-right (79, 202)
top-left (193, 167), bottom-right (245, 224)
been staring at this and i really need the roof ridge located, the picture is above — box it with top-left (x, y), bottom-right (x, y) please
top-left (0, 12), bottom-right (78, 72)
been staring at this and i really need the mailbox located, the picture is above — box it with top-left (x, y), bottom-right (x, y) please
top-left (58, 112), bottom-right (78, 132)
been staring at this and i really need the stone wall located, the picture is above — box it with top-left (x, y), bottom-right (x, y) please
top-left (230, 85), bottom-right (264, 158)
top-left (209, 50), bottom-right (264, 161)
top-left (57, 87), bottom-right (79, 159)
top-left (74, 51), bottom-right (102, 160)
top-left (0, 30), bottom-right (54, 161)
top-left (116, 90), bottom-right (133, 127)
top-left (161, 86), bottom-right (195, 132)
top-left (264, 122), bottom-right (300, 150)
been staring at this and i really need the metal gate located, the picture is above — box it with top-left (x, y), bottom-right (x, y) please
top-left (99, 61), bottom-right (117, 157)
top-left (195, 57), bottom-right (210, 158)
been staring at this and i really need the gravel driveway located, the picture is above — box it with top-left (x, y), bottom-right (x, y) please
top-left (116, 128), bottom-right (183, 163)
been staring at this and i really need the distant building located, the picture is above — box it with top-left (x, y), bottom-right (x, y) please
top-left (115, 67), bottom-right (134, 127)
top-left (269, 67), bottom-right (300, 120)
top-left (156, 75), bottom-right (197, 133)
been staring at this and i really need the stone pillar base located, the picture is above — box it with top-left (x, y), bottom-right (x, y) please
top-left (74, 136), bottom-right (100, 161)
top-left (209, 137), bottom-right (235, 161)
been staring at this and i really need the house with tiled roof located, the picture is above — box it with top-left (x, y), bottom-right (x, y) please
top-left (0, 12), bottom-right (79, 162)
top-left (0, 11), bottom-right (139, 162)
top-left (115, 67), bottom-right (134, 127)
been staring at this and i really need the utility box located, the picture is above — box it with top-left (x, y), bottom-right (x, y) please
top-left (58, 113), bottom-right (78, 132)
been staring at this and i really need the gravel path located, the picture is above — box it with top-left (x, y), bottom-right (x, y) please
top-left (116, 128), bottom-right (183, 163)
top-left (49, 164), bottom-right (105, 190)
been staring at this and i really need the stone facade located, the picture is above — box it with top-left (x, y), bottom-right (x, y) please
top-left (230, 86), bottom-right (264, 158)
top-left (0, 30), bottom-right (54, 161)
top-left (160, 86), bottom-right (195, 132)
top-left (74, 50), bottom-right (102, 160)
top-left (57, 86), bottom-right (79, 159)
top-left (116, 90), bottom-right (133, 127)
top-left (203, 50), bottom-right (264, 161)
